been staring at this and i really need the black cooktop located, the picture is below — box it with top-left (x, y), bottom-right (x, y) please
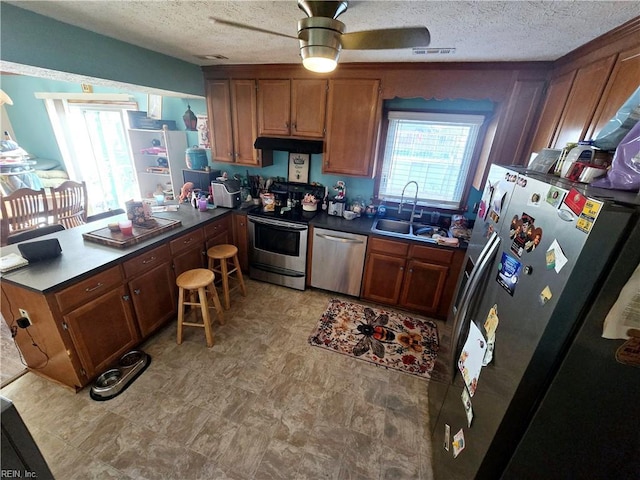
top-left (247, 205), bottom-right (318, 224)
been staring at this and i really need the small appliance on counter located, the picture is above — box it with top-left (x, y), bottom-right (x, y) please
top-left (211, 179), bottom-right (241, 208)
top-left (328, 198), bottom-right (346, 216)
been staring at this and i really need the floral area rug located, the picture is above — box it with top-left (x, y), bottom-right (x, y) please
top-left (308, 299), bottom-right (439, 379)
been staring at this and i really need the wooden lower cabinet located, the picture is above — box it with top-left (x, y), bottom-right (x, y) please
top-left (232, 213), bottom-right (249, 272)
top-left (128, 263), bottom-right (176, 337)
top-left (362, 237), bottom-right (464, 319)
top-left (63, 285), bottom-right (139, 380)
top-left (205, 215), bottom-right (232, 250)
top-left (171, 228), bottom-right (206, 277)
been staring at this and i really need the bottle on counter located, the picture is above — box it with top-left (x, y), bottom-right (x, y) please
top-left (377, 199), bottom-right (387, 218)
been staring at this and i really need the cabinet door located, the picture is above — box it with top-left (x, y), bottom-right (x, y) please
top-left (492, 77), bottom-right (547, 166)
top-left (292, 79), bottom-right (327, 138)
top-left (553, 55), bottom-right (616, 148)
top-left (361, 252), bottom-right (405, 305)
top-left (399, 260), bottom-right (448, 315)
top-left (173, 246), bottom-right (205, 278)
top-left (204, 216), bottom-right (232, 250)
top-left (258, 79), bottom-right (291, 137)
top-left (129, 262), bottom-right (177, 337)
top-left (231, 79), bottom-right (260, 166)
top-left (207, 79), bottom-right (235, 163)
top-left (588, 44), bottom-right (640, 140)
top-left (529, 71), bottom-right (576, 154)
top-left (232, 213), bottom-right (249, 272)
top-left (324, 79), bottom-right (381, 176)
top-left (63, 285), bottom-right (139, 379)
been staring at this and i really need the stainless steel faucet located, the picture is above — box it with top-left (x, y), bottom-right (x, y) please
top-left (399, 181), bottom-right (422, 223)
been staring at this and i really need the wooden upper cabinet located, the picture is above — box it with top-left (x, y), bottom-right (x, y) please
top-left (257, 78), bottom-right (327, 138)
top-left (291, 79), bottom-right (327, 138)
top-left (231, 79), bottom-right (260, 166)
top-left (588, 44), bottom-right (640, 141)
top-left (258, 79), bottom-right (291, 137)
top-left (207, 79), bottom-right (234, 163)
top-left (324, 79), bottom-right (381, 177)
top-left (491, 76), bottom-right (547, 166)
top-left (207, 79), bottom-right (265, 166)
top-left (529, 71), bottom-right (576, 154)
top-left (553, 55), bottom-right (616, 148)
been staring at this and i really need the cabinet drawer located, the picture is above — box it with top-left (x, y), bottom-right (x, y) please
top-left (409, 244), bottom-right (454, 265)
top-left (56, 265), bottom-right (123, 313)
top-left (169, 228), bottom-right (204, 255)
top-left (368, 237), bottom-right (409, 257)
top-left (122, 244), bottom-right (171, 279)
top-left (204, 216), bottom-right (230, 239)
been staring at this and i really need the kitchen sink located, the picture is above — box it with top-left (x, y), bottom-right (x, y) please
top-left (374, 218), bottom-right (411, 234)
top-left (371, 218), bottom-right (449, 243)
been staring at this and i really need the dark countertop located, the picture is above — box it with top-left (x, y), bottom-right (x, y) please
top-left (0, 205), bottom-right (234, 294)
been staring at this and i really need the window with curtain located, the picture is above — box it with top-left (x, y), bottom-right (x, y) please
top-left (40, 95), bottom-right (139, 215)
top-left (378, 111), bottom-right (486, 210)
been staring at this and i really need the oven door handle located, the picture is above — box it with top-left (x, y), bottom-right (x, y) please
top-left (248, 217), bottom-right (308, 232)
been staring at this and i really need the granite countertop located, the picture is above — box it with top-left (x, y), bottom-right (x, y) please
top-left (0, 205), bottom-right (234, 293)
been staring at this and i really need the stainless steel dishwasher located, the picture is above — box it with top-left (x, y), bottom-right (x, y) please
top-left (311, 227), bottom-right (368, 296)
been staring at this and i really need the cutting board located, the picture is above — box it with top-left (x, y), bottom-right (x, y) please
top-left (83, 217), bottom-right (182, 248)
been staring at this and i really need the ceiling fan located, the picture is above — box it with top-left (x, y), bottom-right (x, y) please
top-left (210, 0), bottom-right (430, 73)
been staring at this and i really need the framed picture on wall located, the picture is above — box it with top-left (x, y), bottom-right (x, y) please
top-left (148, 94), bottom-right (162, 119)
top-left (288, 153), bottom-right (310, 183)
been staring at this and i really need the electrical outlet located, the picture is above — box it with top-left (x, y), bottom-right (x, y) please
top-left (18, 309), bottom-right (32, 326)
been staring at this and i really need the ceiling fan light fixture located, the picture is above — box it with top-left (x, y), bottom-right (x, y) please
top-left (301, 45), bottom-right (339, 73)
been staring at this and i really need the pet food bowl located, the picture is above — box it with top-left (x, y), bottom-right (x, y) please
top-left (90, 350), bottom-right (151, 401)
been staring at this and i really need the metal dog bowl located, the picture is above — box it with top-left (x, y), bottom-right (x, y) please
top-left (90, 350), bottom-right (151, 401)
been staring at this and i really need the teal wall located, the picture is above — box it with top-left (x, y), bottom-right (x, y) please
top-left (0, 3), bottom-right (205, 96)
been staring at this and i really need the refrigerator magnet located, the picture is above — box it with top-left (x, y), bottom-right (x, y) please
top-left (444, 424), bottom-right (451, 451)
top-left (458, 322), bottom-right (487, 397)
top-left (539, 286), bottom-right (553, 305)
top-left (547, 239), bottom-right (568, 273)
top-left (496, 252), bottom-right (522, 296)
top-left (546, 186), bottom-right (567, 208)
top-left (461, 388), bottom-right (474, 427)
top-left (452, 429), bottom-right (466, 458)
top-left (576, 198), bottom-right (603, 234)
top-left (563, 188), bottom-right (587, 216)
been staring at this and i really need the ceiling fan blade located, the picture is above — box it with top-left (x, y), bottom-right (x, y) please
top-left (209, 17), bottom-right (298, 40)
top-left (341, 27), bottom-right (430, 50)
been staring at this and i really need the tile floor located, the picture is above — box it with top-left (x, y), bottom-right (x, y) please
top-left (1, 279), bottom-right (447, 479)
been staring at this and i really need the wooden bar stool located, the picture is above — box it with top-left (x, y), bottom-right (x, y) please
top-left (206, 244), bottom-right (247, 310)
top-left (176, 268), bottom-right (224, 347)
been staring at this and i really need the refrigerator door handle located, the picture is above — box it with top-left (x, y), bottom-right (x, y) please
top-left (449, 231), bottom-right (501, 377)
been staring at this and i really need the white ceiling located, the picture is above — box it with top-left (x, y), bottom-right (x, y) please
top-left (6, 1), bottom-right (640, 67)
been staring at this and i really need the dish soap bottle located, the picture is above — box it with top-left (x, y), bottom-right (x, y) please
top-left (377, 199), bottom-right (387, 218)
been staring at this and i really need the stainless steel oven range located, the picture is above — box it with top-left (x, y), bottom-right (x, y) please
top-left (247, 181), bottom-right (323, 290)
top-left (248, 214), bottom-right (308, 290)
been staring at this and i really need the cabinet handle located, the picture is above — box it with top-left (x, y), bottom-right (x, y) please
top-left (85, 282), bottom-right (104, 292)
top-left (409, 268), bottom-right (413, 273)
top-left (122, 295), bottom-right (130, 301)
top-left (292, 123), bottom-right (297, 130)
top-left (400, 266), bottom-right (404, 271)
top-left (183, 238), bottom-right (193, 244)
top-left (142, 256), bottom-right (156, 264)
top-left (134, 289), bottom-right (141, 295)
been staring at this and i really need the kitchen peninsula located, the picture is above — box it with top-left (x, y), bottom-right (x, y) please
top-left (0, 206), bottom-right (233, 390)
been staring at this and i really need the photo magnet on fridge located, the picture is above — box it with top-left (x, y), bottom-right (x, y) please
top-left (496, 252), bottom-right (522, 296)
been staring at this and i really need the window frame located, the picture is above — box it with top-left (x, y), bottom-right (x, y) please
top-left (373, 108), bottom-right (491, 214)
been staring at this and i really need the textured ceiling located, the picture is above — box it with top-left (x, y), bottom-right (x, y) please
top-left (5, 0), bottom-right (640, 67)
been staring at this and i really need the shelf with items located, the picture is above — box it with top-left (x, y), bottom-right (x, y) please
top-left (127, 127), bottom-right (187, 200)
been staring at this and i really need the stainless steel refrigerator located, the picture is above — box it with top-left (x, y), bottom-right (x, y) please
top-left (428, 164), bottom-right (640, 479)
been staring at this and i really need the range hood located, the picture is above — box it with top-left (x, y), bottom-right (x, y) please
top-left (254, 137), bottom-right (323, 154)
